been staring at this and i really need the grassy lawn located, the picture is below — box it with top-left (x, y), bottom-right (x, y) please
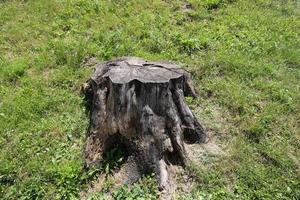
top-left (0, 0), bottom-right (299, 199)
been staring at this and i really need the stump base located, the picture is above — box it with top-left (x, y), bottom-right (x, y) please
top-left (83, 57), bottom-right (206, 197)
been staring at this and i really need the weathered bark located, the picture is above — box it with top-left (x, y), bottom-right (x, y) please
top-left (83, 57), bottom-right (206, 197)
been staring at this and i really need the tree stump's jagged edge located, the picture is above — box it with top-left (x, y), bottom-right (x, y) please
top-left (83, 57), bottom-right (206, 197)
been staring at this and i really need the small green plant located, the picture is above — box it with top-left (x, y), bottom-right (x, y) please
top-left (172, 33), bottom-right (209, 56)
top-left (102, 147), bottom-right (125, 174)
top-left (0, 58), bottom-right (28, 82)
top-left (112, 175), bottom-right (159, 200)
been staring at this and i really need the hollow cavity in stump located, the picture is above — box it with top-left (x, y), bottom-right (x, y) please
top-left (83, 57), bottom-right (206, 196)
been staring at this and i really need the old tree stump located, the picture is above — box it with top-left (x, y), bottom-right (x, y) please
top-left (83, 57), bottom-right (206, 195)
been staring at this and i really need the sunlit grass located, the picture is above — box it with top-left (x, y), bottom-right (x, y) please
top-left (0, 0), bottom-right (299, 199)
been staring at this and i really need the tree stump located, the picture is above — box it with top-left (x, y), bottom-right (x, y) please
top-left (83, 57), bottom-right (206, 196)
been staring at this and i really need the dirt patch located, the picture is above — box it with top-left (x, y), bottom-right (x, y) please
top-left (186, 136), bottom-right (224, 158)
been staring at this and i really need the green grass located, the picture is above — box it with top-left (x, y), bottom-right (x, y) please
top-left (0, 0), bottom-right (299, 199)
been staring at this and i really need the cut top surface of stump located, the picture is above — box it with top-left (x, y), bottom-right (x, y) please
top-left (91, 57), bottom-right (187, 84)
